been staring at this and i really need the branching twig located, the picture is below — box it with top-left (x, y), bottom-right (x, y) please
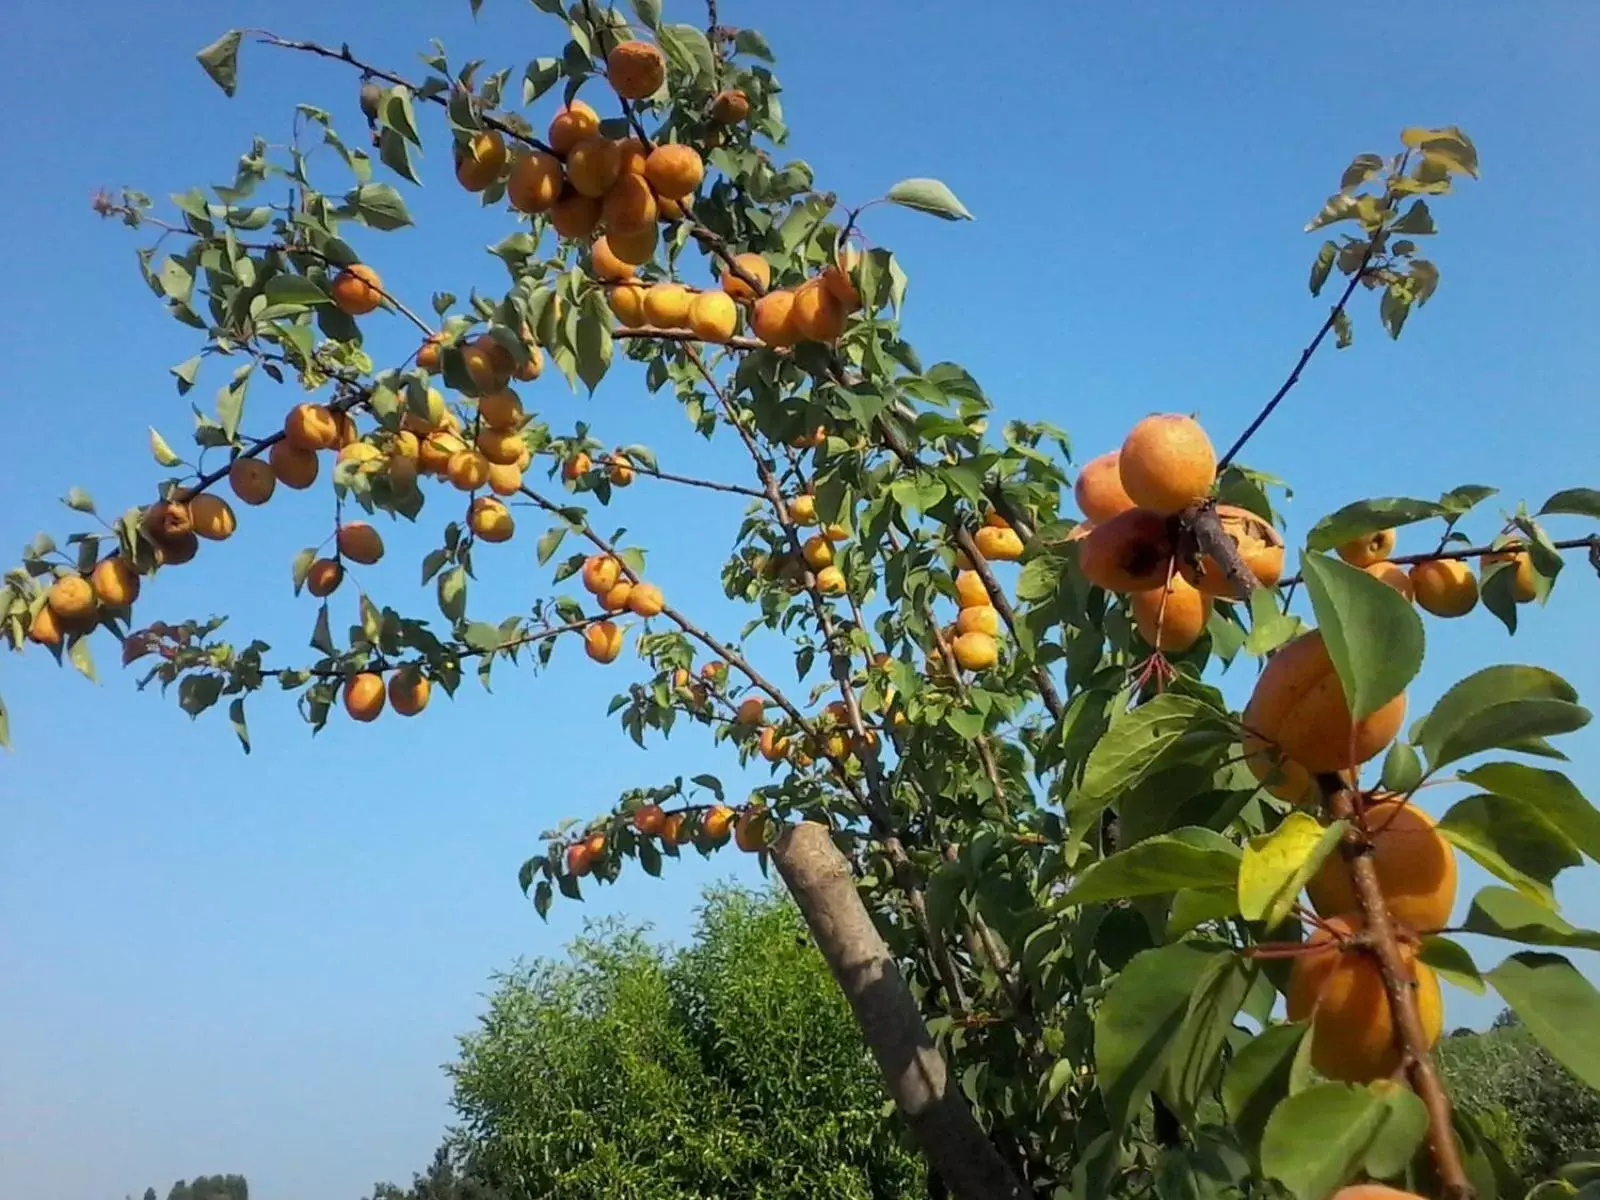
top-left (1277, 534), bottom-right (1599, 586)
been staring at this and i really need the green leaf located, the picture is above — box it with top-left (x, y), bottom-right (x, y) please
top-left (522, 56), bottom-right (562, 104)
top-left (733, 28), bottom-right (773, 60)
top-left (1095, 940), bottom-right (1227, 1135)
top-left (462, 622), bottom-right (502, 652)
top-left (1437, 484), bottom-right (1498, 515)
top-left (228, 697), bottom-right (251, 754)
top-left (344, 182), bottom-right (413, 230)
top-left (310, 604), bottom-right (334, 655)
top-left (1223, 1022), bottom-right (1308, 1159)
top-left (1438, 793), bottom-right (1581, 907)
top-left (263, 274), bottom-right (331, 306)
top-left (1300, 552), bottom-right (1424, 721)
top-left (1416, 665), bottom-right (1590, 771)
top-left (1260, 1081), bottom-right (1426, 1200)
top-left (1162, 956), bottom-right (1256, 1124)
top-left (1539, 488), bottom-right (1600, 519)
top-left (885, 178), bottom-right (974, 221)
top-left (1486, 952), bottom-right (1600, 1090)
top-left (575, 298), bottom-right (613, 393)
top-left (149, 427), bottom-right (182, 467)
top-left (63, 487), bottom-right (95, 514)
top-left (178, 673), bottom-right (223, 716)
top-left (291, 547), bottom-right (316, 595)
top-left (659, 24), bottom-right (715, 80)
top-left (535, 525), bottom-right (566, 565)
top-left (1308, 241), bottom-right (1337, 296)
top-left (217, 376), bottom-right (247, 443)
top-left (1417, 934), bottom-right (1484, 994)
top-left (438, 565), bottom-right (468, 623)
top-left (171, 355), bottom-right (203, 395)
top-left (1464, 886), bottom-right (1600, 952)
top-left (1246, 585), bottom-right (1301, 656)
top-left (1305, 497), bottom-right (1446, 551)
top-left (1059, 828), bottom-right (1241, 907)
top-left (1238, 813), bottom-right (1346, 928)
top-left (196, 30), bottom-right (242, 97)
top-left (628, 0), bottom-right (662, 29)
top-left (533, 879), bottom-right (552, 919)
top-left (1460, 762), bottom-right (1600, 863)
top-left (1079, 693), bottom-right (1234, 806)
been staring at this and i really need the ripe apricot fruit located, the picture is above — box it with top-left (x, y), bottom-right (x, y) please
top-left (609, 283), bottom-right (647, 325)
top-left (758, 725), bottom-right (790, 763)
top-left (1364, 561), bottom-right (1414, 600)
top-left (589, 236), bottom-right (636, 283)
top-left (736, 697), bottom-right (765, 725)
top-left (688, 290), bottom-right (739, 342)
top-left (627, 582), bottom-right (664, 617)
top-left (565, 840), bottom-right (594, 877)
top-left (581, 555), bottom-right (622, 595)
top-left (477, 390), bottom-right (525, 432)
top-left (1131, 575), bottom-right (1209, 652)
top-left (507, 150), bottom-right (563, 213)
top-left (1119, 414), bottom-right (1217, 516)
top-left (27, 602), bottom-right (62, 646)
top-left (91, 556), bottom-right (140, 607)
top-left (454, 131), bottom-right (507, 191)
top-left (567, 135), bottom-right (623, 198)
top-left (551, 190), bottom-right (601, 240)
top-left (786, 493), bottom-right (817, 525)
top-left (603, 172), bottom-right (657, 233)
top-left (822, 245), bottom-right (862, 312)
top-left (584, 620), bottom-right (624, 663)
top-left (1410, 558), bottom-right (1478, 617)
top-left (1485, 548), bottom-right (1537, 603)
top-left (336, 522), bottom-right (384, 565)
top-left (469, 497), bottom-right (515, 543)
top-left (955, 569), bottom-right (990, 608)
top-left (1287, 914), bottom-right (1442, 1083)
top-left (486, 462), bottom-right (522, 497)
top-left (461, 335), bottom-right (514, 392)
top-left (710, 88), bottom-right (750, 125)
top-left (606, 40), bottom-right (665, 99)
top-left (306, 558), bottom-right (344, 597)
top-left (387, 670), bottom-right (431, 717)
top-left (1076, 449), bottom-right (1135, 522)
top-left (816, 566), bottom-right (847, 595)
top-left (956, 605), bottom-right (1000, 637)
top-left (974, 524), bottom-right (1024, 562)
top-left (753, 289), bottom-right (798, 347)
top-left (703, 804), bottom-right (736, 844)
top-left (285, 402), bottom-right (339, 451)
top-left (154, 532), bottom-right (200, 566)
top-left (189, 494), bottom-right (235, 542)
top-left (1242, 630), bottom-right (1407, 804)
top-left (562, 452), bottom-right (592, 482)
top-left (644, 143), bottom-right (704, 199)
top-left (599, 580), bottom-right (633, 612)
top-left (791, 280), bottom-right (845, 342)
top-left (609, 223), bottom-right (658, 267)
top-left (720, 253), bottom-right (770, 301)
top-left (48, 575), bottom-right (97, 632)
top-left (1337, 528), bottom-right (1397, 568)
top-left (447, 449), bottom-right (491, 492)
top-left (954, 632), bottom-right (998, 671)
top-left (1180, 505), bottom-right (1286, 597)
top-left (415, 333), bottom-right (445, 373)
top-left (632, 804), bottom-right (666, 836)
top-left (642, 283), bottom-right (692, 328)
top-left (1307, 799), bottom-right (1457, 933)
top-left (608, 453), bottom-right (635, 486)
top-left (418, 432), bottom-right (466, 477)
top-left (514, 344), bottom-right (543, 382)
top-left (142, 499), bottom-right (193, 545)
top-left (1078, 508), bottom-right (1175, 593)
top-left (229, 458), bottom-right (275, 505)
top-left (1331, 1188), bottom-right (1428, 1200)
top-left (547, 100), bottom-right (599, 155)
top-left (267, 442), bottom-right (318, 488)
top-left (343, 672), bottom-right (386, 722)
top-left (475, 428), bottom-right (524, 468)
top-left (330, 264), bottom-right (383, 316)
top-left (735, 807), bottom-right (770, 853)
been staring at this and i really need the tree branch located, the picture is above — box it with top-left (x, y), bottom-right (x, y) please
top-left (1277, 534), bottom-right (1599, 586)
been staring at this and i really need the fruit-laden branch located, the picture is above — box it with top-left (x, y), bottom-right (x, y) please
top-left (1321, 777), bottom-right (1473, 1200)
top-left (247, 615), bottom-right (609, 678)
top-left (1277, 533), bottom-right (1600, 586)
top-left (1215, 240), bottom-right (1377, 472)
top-left (613, 325), bottom-right (765, 352)
top-left (683, 344), bottom-right (972, 1013)
top-left (183, 381), bottom-right (370, 499)
top-left (544, 448), bottom-right (766, 498)
top-left (252, 34), bottom-right (769, 299)
top-left (769, 821), bottom-right (1028, 1200)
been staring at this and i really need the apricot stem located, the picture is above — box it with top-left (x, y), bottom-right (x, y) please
top-left (1321, 775), bottom-right (1474, 1200)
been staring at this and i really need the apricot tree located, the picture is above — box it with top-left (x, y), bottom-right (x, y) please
top-left (5, 4), bottom-right (1600, 1198)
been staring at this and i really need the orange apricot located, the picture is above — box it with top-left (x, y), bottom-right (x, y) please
top-left (589, 236), bottom-right (636, 283)
top-left (330, 264), bottom-right (383, 316)
top-left (752, 289), bottom-right (798, 347)
top-left (228, 458), bottom-right (276, 505)
top-left (953, 632), bottom-right (998, 671)
top-left (454, 131), bottom-right (507, 192)
top-left (710, 89), bottom-right (749, 125)
top-left (343, 672), bottom-right (386, 722)
top-left (90, 556), bottom-right (140, 607)
top-left (606, 40), bottom-right (665, 99)
top-left (583, 620), bottom-right (625, 664)
top-left (632, 804), bottom-right (667, 836)
top-left (284, 402), bottom-right (340, 452)
top-left (1307, 799), bottom-right (1457, 933)
top-left (609, 282), bottom-right (647, 325)
top-left (642, 283), bottom-right (693, 328)
top-left (547, 100), bottom-right (599, 155)
top-left (1410, 559), bottom-right (1478, 617)
top-left (974, 524), bottom-right (1024, 562)
top-left (1179, 505), bottom-right (1286, 598)
top-left (627, 582), bottom-right (664, 617)
top-left (720, 253), bottom-right (770, 301)
top-left (602, 171), bottom-right (657, 233)
top-left (1118, 414), bottom-right (1217, 516)
top-left (1364, 561), bottom-right (1414, 601)
top-left (336, 522), bottom-right (385, 565)
top-left (387, 670), bottom-right (431, 717)
top-left (735, 807), bottom-right (770, 853)
top-left (1078, 508), bottom-right (1175, 593)
top-left (468, 497), bottom-right (515, 543)
top-left (1075, 450), bottom-right (1136, 522)
top-left (268, 442), bottom-right (319, 489)
top-left (688, 290), bottom-right (738, 342)
top-left (507, 150), bottom-right (563, 213)
top-left (644, 143), bottom-right (704, 199)
top-left (791, 280), bottom-right (845, 342)
top-left (1337, 528), bottom-right (1397, 568)
top-left (703, 804), bottom-right (736, 845)
top-left (581, 554), bottom-right (621, 595)
top-left (954, 569), bottom-right (990, 608)
top-left (956, 605), bottom-right (1000, 637)
top-left (550, 189), bottom-right (602, 240)
top-left (306, 558), bottom-right (344, 598)
top-left (1485, 548), bottom-right (1538, 603)
top-left (567, 135), bottom-right (623, 199)
top-left (1131, 575), bottom-right (1210, 652)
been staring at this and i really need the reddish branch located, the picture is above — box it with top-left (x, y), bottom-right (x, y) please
top-left (1322, 778), bottom-right (1472, 1200)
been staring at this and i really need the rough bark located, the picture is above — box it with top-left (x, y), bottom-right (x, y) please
top-left (770, 821), bottom-right (1029, 1200)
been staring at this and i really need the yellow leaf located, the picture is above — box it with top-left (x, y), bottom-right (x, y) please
top-left (149, 427), bottom-right (182, 467)
top-left (1238, 812), bottom-right (1347, 929)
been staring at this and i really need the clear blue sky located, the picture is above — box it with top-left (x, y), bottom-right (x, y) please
top-left (2, 3), bottom-right (1597, 1198)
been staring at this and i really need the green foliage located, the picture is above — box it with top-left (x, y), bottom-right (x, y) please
top-left (444, 886), bottom-right (924, 1199)
top-left (160, 1176), bottom-right (248, 1200)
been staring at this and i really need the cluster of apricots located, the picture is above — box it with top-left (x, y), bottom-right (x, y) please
top-left (23, 489), bottom-right (238, 648)
top-left (1337, 523), bottom-right (1535, 617)
top-left (948, 568), bottom-right (1003, 672)
top-left (340, 667), bottom-right (433, 722)
top-left (562, 446), bottom-right (637, 490)
top-left (565, 797), bottom-right (774, 877)
top-left (1075, 414), bottom-right (1286, 654)
top-left (577, 554), bottom-right (666, 663)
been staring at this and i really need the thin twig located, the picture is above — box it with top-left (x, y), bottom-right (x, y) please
top-left (1277, 534), bottom-right (1598, 587)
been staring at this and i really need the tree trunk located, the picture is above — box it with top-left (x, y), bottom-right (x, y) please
top-left (770, 821), bottom-right (1030, 1200)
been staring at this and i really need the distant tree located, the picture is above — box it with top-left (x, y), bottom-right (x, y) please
top-left (367, 1145), bottom-right (503, 1200)
top-left (444, 885), bottom-right (924, 1199)
top-left (165, 1177), bottom-right (246, 1200)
